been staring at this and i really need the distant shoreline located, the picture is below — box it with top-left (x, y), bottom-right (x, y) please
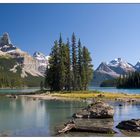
top-left (1, 88), bottom-right (140, 103)
top-left (17, 90), bottom-right (140, 103)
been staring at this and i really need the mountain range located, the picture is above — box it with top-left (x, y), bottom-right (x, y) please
top-left (1, 32), bottom-right (140, 87)
top-left (93, 58), bottom-right (140, 86)
top-left (0, 32), bottom-right (49, 87)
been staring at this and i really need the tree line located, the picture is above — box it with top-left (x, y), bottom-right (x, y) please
top-left (0, 57), bottom-right (24, 88)
top-left (117, 71), bottom-right (140, 88)
top-left (0, 69), bottom-right (24, 88)
top-left (100, 79), bottom-right (117, 87)
top-left (44, 33), bottom-right (93, 91)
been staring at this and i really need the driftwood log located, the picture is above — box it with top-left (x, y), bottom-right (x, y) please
top-left (58, 120), bottom-right (116, 134)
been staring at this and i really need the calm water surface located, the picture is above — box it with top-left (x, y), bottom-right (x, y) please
top-left (1, 87), bottom-right (140, 94)
top-left (0, 87), bottom-right (140, 136)
top-left (0, 96), bottom-right (87, 136)
top-left (0, 88), bottom-right (39, 94)
top-left (0, 96), bottom-right (140, 137)
top-left (89, 86), bottom-right (140, 94)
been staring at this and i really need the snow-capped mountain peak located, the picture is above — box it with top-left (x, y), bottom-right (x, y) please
top-left (33, 51), bottom-right (47, 60)
top-left (135, 61), bottom-right (140, 70)
top-left (33, 51), bottom-right (49, 74)
top-left (93, 58), bottom-right (136, 86)
top-left (0, 32), bottom-right (50, 77)
top-left (108, 58), bottom-right (133, 69)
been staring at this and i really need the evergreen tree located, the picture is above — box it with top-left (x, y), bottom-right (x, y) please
top-left (77, 39), bottom-right (82, 90)
top-left (82, 46), bottom-right (93, 90)
top-left (65, 38), bottom-right (71, 91)
top-left (44, 65), bottom-right (49, 89)
top-left (47, 40), bottom-right (60, 91)
top-left (59, 34), bottom-right (66, 91)
top-left (117, 71), bottom-right (140, 88)
top-left (71, 33), bottom-right (78, 90)
top-left (40, 81), bottom-right (44, 90)
top-left (44, 33), bottom-right (93, 92)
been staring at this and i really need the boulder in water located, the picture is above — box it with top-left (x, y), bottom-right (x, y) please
top-left (116, 119), bottom-right (140, 132)
top-left (73, 101), bottom-right (114, 119)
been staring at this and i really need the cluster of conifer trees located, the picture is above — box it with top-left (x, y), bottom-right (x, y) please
top-left (44, 33), bottom-right (93, 91)
top-left (0, 58), bottom-right (24, 88)
top-left (0, 76), bottom-right (23, 88)
top-left (117, 72), bottom-right (140, 88)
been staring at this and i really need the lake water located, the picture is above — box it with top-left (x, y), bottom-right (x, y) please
top-left (0, 96), bottom-right (87, 136)
top-left (0, 96), bottom-right (140, 137)
top-left (0, 88), bottom-right (39, 94)
top-left (89, 86), bottom-right (140, 94)
top-left (1, 87), bottom-right (140, 95)
top-left (0, 87), bottom-right (140, 137)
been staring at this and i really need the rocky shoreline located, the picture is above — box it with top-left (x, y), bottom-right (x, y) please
top-left (58, 101), bottom-right (140, 136)
top-left (17, 92), bottom-right (140, 105)
top-left (3, 91), bottom-right (140, 136)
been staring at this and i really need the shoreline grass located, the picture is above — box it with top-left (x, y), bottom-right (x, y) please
top-left (51, 90), bottom-right (140, 100)
top-left (2, 89), bottom-right (140, 101)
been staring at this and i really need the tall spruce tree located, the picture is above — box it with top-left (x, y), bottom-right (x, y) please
top-left (44, 34), bottom-right (93, 92)
top-left (77, 39), bottom-right (82, 90)
top-left (44, 65), bottom-right (49, 89)
top-left (82, 46), bottom-right (93, 90)
top-left (71, 33), bottom-right (78, 90)
top-left (65, 38), bottom-right (71, 91)
top-left (46, 40), bottom-right (60, 91)
top-left (59, 34), bottom-right (66, 91)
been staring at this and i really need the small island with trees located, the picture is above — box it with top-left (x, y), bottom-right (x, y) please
top-left (44, 33), bottom-right (93, 92)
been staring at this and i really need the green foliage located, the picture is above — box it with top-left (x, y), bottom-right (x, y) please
top-left (82, 46), bottom-right (93, 90)
top-left (100, 79), bottom-right (117, 87)
top-left (0, 56), bottom-right (44, 88)
top-left (117, 72), bottom-right (140, 88)
top-left (45, 33), bottom-right (93, 91)
top-left (0, 57), bottom-right (24, 88)
top-left (77, 39), bottom-right (82, 90)
top-left (71, 33), bottom-right (78, 90)
top-left (65, 39), bottom-right (71, 91)
top-left (40, 81), bottom-right (44, 90)
top-left (46, 40), bottom-right (60, 91)
top-left (23, 74), bottom-right (44, 87)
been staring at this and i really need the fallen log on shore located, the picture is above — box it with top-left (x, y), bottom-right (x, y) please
top-left (58, 121), bottom-right (116, 134)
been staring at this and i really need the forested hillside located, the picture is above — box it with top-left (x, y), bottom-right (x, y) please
top-left (0, 56), bottom-right (43, 88)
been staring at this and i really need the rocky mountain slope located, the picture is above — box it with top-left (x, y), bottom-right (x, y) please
top-left (33, 51), bottom-right (49, 74)
top-left (93, 58), bottom-right (138, 86)
top-left (0, 32), bottom-right (49, 87)
top-left (0, 33), bottom-right (49, 77)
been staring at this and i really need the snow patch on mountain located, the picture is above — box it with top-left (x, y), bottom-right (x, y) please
top-left (135, 61), bottom-right (140, 71)
top-left (0, 32), bottom-right (47, 77)
top-left (10, 63), bottom-right (19, 73)
top-left (33, 51), bottom-right (49, 74)
top-left (93, 58), bottom-right (136, 86)
top-left (108, 58), bottom-right (132, 68)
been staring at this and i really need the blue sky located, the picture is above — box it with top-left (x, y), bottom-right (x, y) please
top-left (0, 4), bottom-right (140, 69)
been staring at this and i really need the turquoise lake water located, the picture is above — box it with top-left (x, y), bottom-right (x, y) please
top-left (0, 96), bottom-right (140, 137)
top-left (89, 86), bottom-right (140, 94)
top-left (1, 87), bottom-right (140, 94)
top-left (0, 87), bottom-right (140, 136)
top-left (0, 88), bottom-right (39, 94)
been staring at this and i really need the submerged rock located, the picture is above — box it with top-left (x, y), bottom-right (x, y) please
top-left (6, 94), bottom-right (17, 99)
top-left (73, 101), bottom-right (114, 119)
top-left (116, 119), bottom-right (140, 132)
top-left (119, 104), bottom-right (123, 107)
top-left (58, 119), bottom-right (116, 134)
